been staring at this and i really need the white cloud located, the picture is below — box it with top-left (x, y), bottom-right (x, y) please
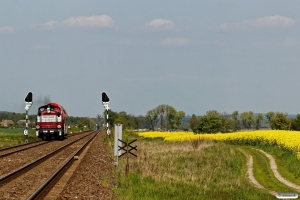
top-left (160, 38), bottom-right (189, 46)
top-left (32, 21), bottom-right (58, 30)
top-left (0, 26), bottom-right (16, 34)
top-left (216, 15), bottom-right (295, 31)
top-left (62, 15), bottom-right (114, 28)
top-left (145, 19), bottom-right (175, 31)
top-left (32, 15), bottom-right (114, 30)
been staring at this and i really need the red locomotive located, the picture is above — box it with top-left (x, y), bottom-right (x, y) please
top-left (36, 102), bottom-right (68, 140)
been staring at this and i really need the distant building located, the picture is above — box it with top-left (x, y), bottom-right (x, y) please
top-left (17, 120), bottom-right (34, 128)
top-left (17, 120), bottom-right (31, 125)
top-left (0, 120), bottom-right (14, 127)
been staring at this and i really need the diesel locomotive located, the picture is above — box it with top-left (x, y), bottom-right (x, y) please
top-left (36, 102), bottom-right (68, 140)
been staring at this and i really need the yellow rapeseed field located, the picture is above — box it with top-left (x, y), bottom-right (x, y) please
top-left (138, 130), bottom-right (300, 153)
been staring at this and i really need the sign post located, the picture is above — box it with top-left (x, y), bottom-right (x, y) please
top-left (101, 92), bottom-right (110, 135)
top-left (114, 124), bottom-right (122, 166)
top-left (24, 92), bottom-right (33, 143)
top-left (117, 138), bottom-right (137, 187)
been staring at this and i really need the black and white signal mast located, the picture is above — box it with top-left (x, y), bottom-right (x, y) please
top-left (102, 92), bottom-right (110, 135)
top-left (24, 92), bottom-right (33, 143)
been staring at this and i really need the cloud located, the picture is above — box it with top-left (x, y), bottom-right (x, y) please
top-left (160, 38), bottom-right (189, 46)
top-left (32, 21), bottom-right (57, 30)
top-left (145, 19), bottom-right (175, 31)
top-left (32, 15), bottom-right (114, 30)
top-left (62, 15), bottom-right (114, 28)
top-left (0, 26), bottom-right (16, 34)
top-left (215, 15), bottom-right (295, 31)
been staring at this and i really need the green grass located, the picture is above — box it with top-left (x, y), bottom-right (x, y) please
top-left (115, 138), bottom-right (274, 200)
top-left (257, 145), bottom-right (300, 186)
top-left (0, 128), bottom-right (40, 149)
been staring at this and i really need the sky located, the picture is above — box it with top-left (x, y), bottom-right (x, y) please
top-left (1, 0), bottom-right (300, 117)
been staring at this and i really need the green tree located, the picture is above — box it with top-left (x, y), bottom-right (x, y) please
top-left (96, 114), bottom-right (103, 129)
top-left (219, 112), bottom-right (234, 133)
top-left (174, 111), bottom-right (185, 130)
top-left (231, 111), bottom-right (240, 131)
top-left (116, 112), bottom-right (137, 130)
top-left (271, 112), bottom-right (289, 130)
top-left (254, 113), bottom-right (264, 130)
top-left (291, 114), bottom-right (300, 131)
top-left (156, 104), bottom-right (168, 130)
top-left (240, 111), bottom-right (254, 129)
top-left (166, 106), bottom-right (177, 130)
top-left (145, 108), bottom-right (159, 131)
top-left (197, 114), bottom-right (221, 134)
top-left (106, 110), bottom-right (119, 128)
top-left (189, 114), bottom-right (199, 134)
top-left (265, 111), bottom-right (275, 129)
top-left (136, 115), bottom-right (149, 129)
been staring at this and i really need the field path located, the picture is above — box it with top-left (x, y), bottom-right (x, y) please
top-left (254, 148), bottom-right (300, 192)
top-left (237, 148), bottom-right (276, 195)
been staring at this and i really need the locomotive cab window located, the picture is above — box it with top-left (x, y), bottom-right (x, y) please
top-left (38, 105), bottom-right (56, 115)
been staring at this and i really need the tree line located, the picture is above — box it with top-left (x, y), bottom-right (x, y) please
top-left (98, 104), bottom-right (187, 131)
top-left (189, 110), bottom-right (300, 134)
top-left (3, 108), bottom-right (300, 133)
top-left (0, 111), bottom-right (96, 130)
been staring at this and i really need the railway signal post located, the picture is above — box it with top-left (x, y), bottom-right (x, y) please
top-left (102, 92), bottom-right (110, 135)
top-left (24, 92), bottom-right (33, 143)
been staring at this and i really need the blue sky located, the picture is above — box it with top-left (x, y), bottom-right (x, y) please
top-left (1, 1), bottom-right (300, 117)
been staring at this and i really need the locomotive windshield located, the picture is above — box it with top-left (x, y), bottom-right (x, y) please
top-left (38, 105), bottom-right (60, 115)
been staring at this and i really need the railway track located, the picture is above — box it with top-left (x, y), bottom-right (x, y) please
top-left (0, 130), bottom-right (98, 199)
top-left (0, 131), bottom-right (97, 199)
top-left (0, 130), bottom-right (89, 158)
top-left (0, 140), bottom-right (48, 158)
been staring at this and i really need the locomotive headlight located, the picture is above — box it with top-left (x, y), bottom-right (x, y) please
top-left (36, 125), bottom-right (40, 129)
top-left (57, 125), bottom-right (62, 129)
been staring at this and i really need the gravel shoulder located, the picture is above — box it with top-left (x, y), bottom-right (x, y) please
top-left (57, 131), bottom-right (115, 199)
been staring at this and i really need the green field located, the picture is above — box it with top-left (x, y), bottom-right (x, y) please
top-left (113, 132), bottom-right (280, 200)
top-left (0, 128), bottom-right (40, 148)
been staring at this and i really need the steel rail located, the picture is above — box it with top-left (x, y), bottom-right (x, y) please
top-left (0, 130), bottom-right (90, 156)
top-left (0, 140), bottom-right (48, 158)
top-left (0, 140), bottom-right (43, 152)
top-left (0, 130), bottom-right (97, 187)
top-left (27, 131), bottom-right (99, 199)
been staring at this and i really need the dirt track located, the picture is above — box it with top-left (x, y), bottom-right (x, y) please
top-left (254, 148), bottom-right (300, 192)
top-left (238, 147), bottom-right (300, 196)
